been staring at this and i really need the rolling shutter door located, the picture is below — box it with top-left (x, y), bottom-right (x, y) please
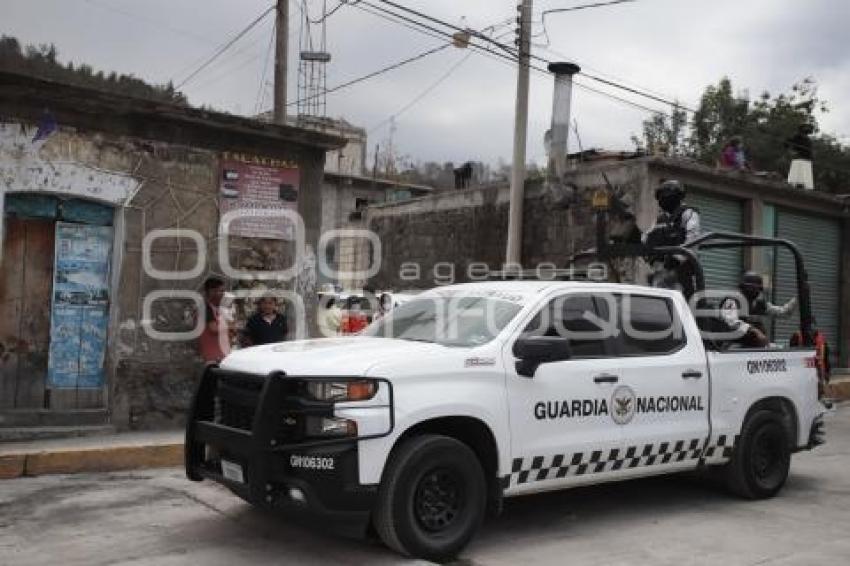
top-left (687, 191), bottom-right (744, 291)
top-left (773, 210), bottom-right (841, 353)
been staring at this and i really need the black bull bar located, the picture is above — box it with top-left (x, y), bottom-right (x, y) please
top-left (185, 366), bottom-right (394, 526)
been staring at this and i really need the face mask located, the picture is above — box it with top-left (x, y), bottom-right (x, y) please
top-left (741, 285), bottom-right (760, 301)
top-left (659, 194), bottom-right (681, 213)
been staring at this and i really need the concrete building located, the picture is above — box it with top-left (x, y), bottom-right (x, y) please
top-left (364, 155), bottom-right (850, 366)
top-left (256, 112), bottom-right (434, 290)
top-left (320, 171), bottom-right (432, 289)
top-left (0, 71), bottom-right (344, 434)
top-left (299, 116), bottom-right (367, 177)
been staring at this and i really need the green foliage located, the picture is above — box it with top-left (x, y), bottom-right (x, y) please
top-left (634, 76), bottom-right (850, 193)
top-left (0, 35), bottom-right (187, 105)
top-left (689, 77), bottom-right (752, 160)
top-left (631, 102), bottom-right (687, 156)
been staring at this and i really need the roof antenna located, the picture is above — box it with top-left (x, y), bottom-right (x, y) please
top-left (573, 118), bottom-right (584, 161)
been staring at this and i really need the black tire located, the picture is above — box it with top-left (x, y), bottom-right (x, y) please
top-left (725, 410), bottom-right (791, 499)
top-left (373, 434), bottom-right (486, 562)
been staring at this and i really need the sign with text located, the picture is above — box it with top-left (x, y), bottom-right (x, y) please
top-left (218, 152), bottom-right (301, 240)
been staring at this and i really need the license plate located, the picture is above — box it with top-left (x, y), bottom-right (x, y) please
top-left (221, 459), bottom-right (244, 484)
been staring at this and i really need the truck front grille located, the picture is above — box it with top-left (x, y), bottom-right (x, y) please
top-left (215, 371), bottom-right (265, 431)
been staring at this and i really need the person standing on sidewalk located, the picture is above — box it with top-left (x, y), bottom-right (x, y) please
top-left (197, 277), bottom-right (231, 365)
top-left (318, 294), bottom-right (343, 337)
top-left (242, 295), bottom-right (288, 346)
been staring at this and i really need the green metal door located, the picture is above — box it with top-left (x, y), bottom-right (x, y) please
top-left (773, 209), bottom-right (841, 354)
top-left (688, 190), bottom-right (744, 291)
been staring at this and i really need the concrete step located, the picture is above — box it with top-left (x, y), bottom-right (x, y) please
top-left (0, 430), bottom-right (183, 480)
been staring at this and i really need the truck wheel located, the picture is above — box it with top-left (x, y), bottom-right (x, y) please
top-left (373, 434), bottom-right (486, 562)
top-left (726, 410), bottom-right (791, 499)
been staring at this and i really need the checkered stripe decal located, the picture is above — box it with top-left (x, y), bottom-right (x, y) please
top-left (701, 433), bottom-right (739, 463)
top-left (502, 434), bottom-right (738, 489)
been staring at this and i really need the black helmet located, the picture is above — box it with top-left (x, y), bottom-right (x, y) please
top-left (655, 180), bottom-right (685, 201)
top-left (740, 271), bottom-right (764, 292)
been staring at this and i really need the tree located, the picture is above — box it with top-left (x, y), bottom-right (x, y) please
top-left (688, 77), bottom-right (752, 161)
top-left (632, 102), bottom-right (687, 155)
top-left (0, 34), bottom-right (187, 105)
top-left (636, 76), bottom-right (850, 193)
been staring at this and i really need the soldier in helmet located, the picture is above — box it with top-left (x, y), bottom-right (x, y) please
top-left (643, 180), bottom-right (701, 294)
top-left (720, 271), bottom-right (797, 348)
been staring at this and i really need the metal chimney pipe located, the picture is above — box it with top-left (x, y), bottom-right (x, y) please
top-left (547, 62), bottom-right (581, 179)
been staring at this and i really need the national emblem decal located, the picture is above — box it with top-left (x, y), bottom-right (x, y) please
top-left (611, 385), bottom-right (636, 425)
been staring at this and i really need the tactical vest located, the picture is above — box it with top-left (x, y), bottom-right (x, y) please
top-left (645, 206), bottom-right (697, 248)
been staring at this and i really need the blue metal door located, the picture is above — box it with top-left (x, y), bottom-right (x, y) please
top-left (47, 222), bottom-right (112, 390)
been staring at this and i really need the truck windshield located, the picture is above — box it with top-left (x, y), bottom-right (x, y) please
top-left (364, 295), bottom-right (523, 347)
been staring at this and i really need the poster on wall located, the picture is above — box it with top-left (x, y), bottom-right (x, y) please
top-left (218, 151), bottom-right (301, 240)
top-left (47, 223), bottom-right (113, 389)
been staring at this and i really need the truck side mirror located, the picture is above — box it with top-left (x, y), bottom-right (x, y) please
top-left (512, 335), bottom-right (572, 378)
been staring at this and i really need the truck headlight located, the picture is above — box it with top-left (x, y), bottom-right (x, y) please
top-left (305, 416), bottom-right (358, 437)
top-left (305, 380), bottom-right (376, 402)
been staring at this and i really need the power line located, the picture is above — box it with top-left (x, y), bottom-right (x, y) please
top-left (282, 4), bottom-right (519, 109)
top-left (174, 4), bottom-right (275, 89)
top-left (288, 5), bottom-right (523, 110)
top-left (541, 0), bottom-right (638, 18)
top-left (306, 0), bottom-right (362, 24)
top-left (84, 0), bottom-right (215, 46)
top-left (369, 1), bottom-right (690, 115)
top-left (369, 26), bottom-right (515, 134)
top-left (347, 1), bottom-right (850, 178)
top-left (538, 44), bottom-right (678, 103)
top-left (534, 0), bottom-right (639, 45)
top-left (254, 18), bottom-right (277, 115)
top-left (358, 1), bottom-right (530, 74)
top-left (375, 0), bottom-right (517, 58)
top-left (369, 49), bottom-right (473, 134)
top-left (357, 1), bottom-right (673, 116)
top-left (288, 43), bottom-right (452, 107)
top-left (185, 18), bottom-right (276, 92)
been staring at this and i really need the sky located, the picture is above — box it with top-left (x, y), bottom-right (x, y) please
top-left (5, 0), bottom-right (850, 168)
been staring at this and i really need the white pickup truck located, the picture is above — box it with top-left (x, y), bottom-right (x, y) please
top-left (186, 280), bottom-right (826, 562)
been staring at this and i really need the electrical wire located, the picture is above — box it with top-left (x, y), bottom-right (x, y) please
top-left (368, 26), bottom-right (514, 134)
top-left (368, 1), bottom-right (689, 115)
top-left (288, 43), bottom-right (452, 107)
top-left (376, 0), bottom-right (518, 58)
top-left (284, 4), bottom-right (517, 109)
top-left (185, 18), bottom-right (277, 93)
top-left (306, 0), bottom-right (362, 24)
top-left (174, 4), bottom-right (275, 89)
top-left (84, 0), bottom-right (215, 46)
top-left (254, 18), bottom-right (277, 115)
top-left (288, 7), bottom-right (523, 110)
top-left (355, 1), bottom-right (672, 117)
top-left (534, 0), bottom-right (639, 45)
top-left (348, 1), bottom-right (850, 179)
top-left (303, 0), bottom-right (848, 166)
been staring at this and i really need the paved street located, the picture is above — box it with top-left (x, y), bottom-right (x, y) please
top-left (2, 404), bottom-right (849, 566)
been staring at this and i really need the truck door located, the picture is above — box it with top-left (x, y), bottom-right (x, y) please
top-left (503, 292), bottom-right (626, 494)
top-left (606, 292), bottom-right (710, 475)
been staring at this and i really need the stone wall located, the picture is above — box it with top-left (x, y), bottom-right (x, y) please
top-left (365, 160), bottom-right (651, 290)
top-left (0, 72), bottom-right (338, 431)
top-left (14, 126), bottom-right (317, 430)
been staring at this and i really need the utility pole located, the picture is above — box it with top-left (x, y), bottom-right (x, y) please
top-left (273, 0), bottom-right (289, 125)
top-left (505, 0), bottom-right (532, 267)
